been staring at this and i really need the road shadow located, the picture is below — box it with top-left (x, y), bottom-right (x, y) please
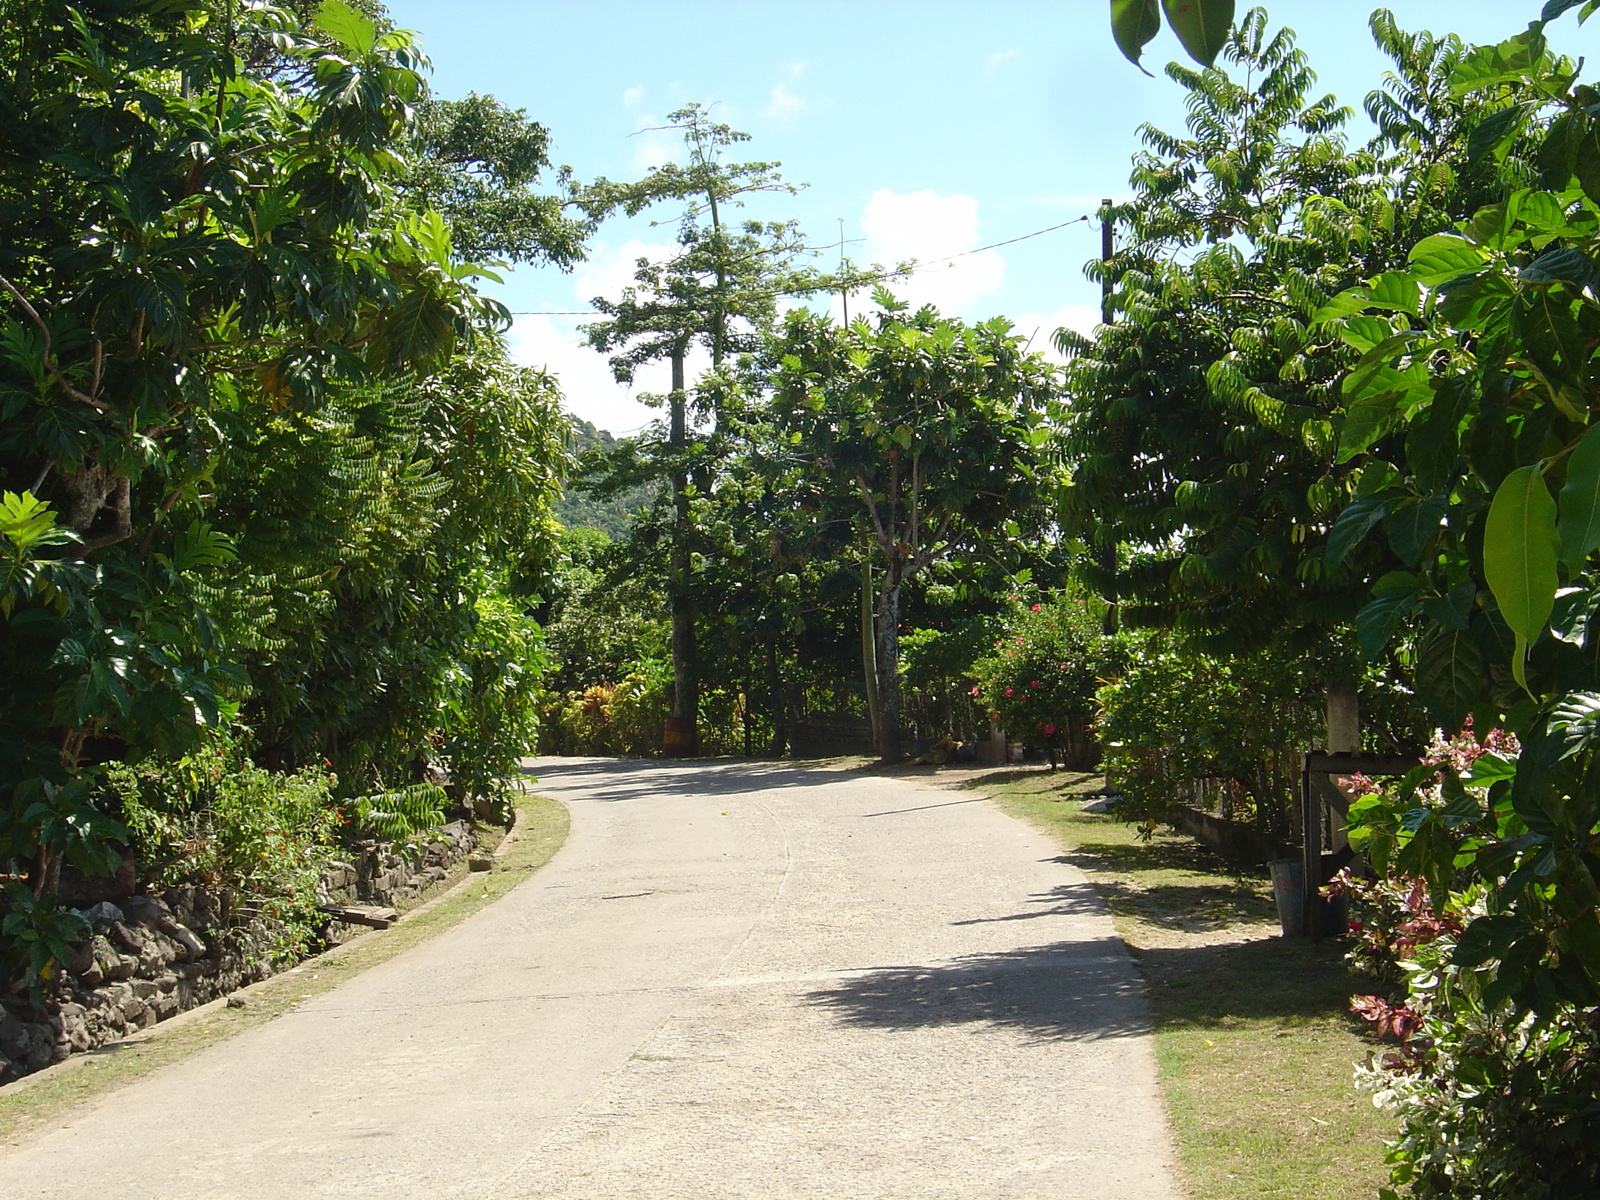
top-left (804, 937), bottom-right (1150, 1043)
top-left (522, 756), bottom-right (857, 802)
top-left (949, 879), bottom-right (1107, 926)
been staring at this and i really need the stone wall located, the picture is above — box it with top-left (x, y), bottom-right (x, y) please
top-left (0, 821), bottom-right (480, 1086)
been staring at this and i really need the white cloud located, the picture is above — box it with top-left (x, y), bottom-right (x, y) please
top-left (764, 62), bottom-right (809, 121)
top-left (1012, 305), bottom-right (1102, 363)
top-left (984, 48), bottom-right (1021, 73)
top-left (622, 85), bottom-right (646, 108)
top-left (856, 188), bottom-right (1005, 316)
top-left (629, 125), bottom-right (677, 172)
top-left (510, 315), bottom-right (656, 435)
top-left (506, 239), bottom-right (720, 436)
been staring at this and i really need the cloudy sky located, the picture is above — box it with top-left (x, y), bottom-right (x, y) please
top-left (387, 1), bottom-right (1569, 434)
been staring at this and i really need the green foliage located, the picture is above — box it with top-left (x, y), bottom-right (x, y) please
top-left (1065, 9), bottom-right (1502, 656)
top-left (405, 92), bottom-right (588, 269)
top-left (1111, 0), bottom-right (1235, 71)
top-left (0, 2), bottom-right (571, 985)
top-left (1095, 642), bottom-right (1324, 837)
top-left (103, 746), bottom-right (342, 962)
top-left (774, 297), bottom-right (1062, 759)
top-left (351, 783), bottom-right (448, 842)
top-left (0, 885), bottom-right (88, 1004)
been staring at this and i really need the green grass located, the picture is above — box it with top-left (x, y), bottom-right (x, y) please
top-left (975, 769), bottom-right (1393, 1200)
top-left (0, 793), bottom-right (568, 1145)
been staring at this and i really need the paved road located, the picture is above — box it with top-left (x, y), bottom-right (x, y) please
top-left (0, 759), bottom-right (1181, 1199)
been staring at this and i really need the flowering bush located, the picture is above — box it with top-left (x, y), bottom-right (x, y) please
top-left (971, 590), bottom-right (1128, 768)
top-left (1340, 725), bottom-right (1600, 1199)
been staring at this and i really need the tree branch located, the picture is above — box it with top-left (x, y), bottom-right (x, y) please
top-left (0, 273), bottom-right (113, 414)
top-left (854, 472), bottom-right (892, 555)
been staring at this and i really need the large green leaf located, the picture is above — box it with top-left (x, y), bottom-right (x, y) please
top-left (1406, 234), bottom-right (1486, 286)
top-left (1326, 495), bottom-right (1388, 568)
top-left (1522, 246), bottom-right (1600, 293)
top-left (1467, 101), bottom-right (1538, 163)
top-left (1111, 0), bottom-right (1162, 69)
top-left (1484, 465), bottom-right (1560, 690)
top-left (1558, 424), bottom-right (1600, 569)
top-left (314, 0), bottom-right (379, 56)
top-left (1414, 624), bottom-right (1487, 728)
top-left (1357, 587), bottom-right (1418, 661)
top-left (1161, 0), bottom-right (1233, 67)
top-left (1337, 389), bottom-right (1406, 462)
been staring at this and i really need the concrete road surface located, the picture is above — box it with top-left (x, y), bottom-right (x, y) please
top-left (0, 758), bottom-right (1182, 1199)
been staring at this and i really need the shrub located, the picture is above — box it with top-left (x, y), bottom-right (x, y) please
top-left (1094, 642), bottom-right (1322, 837)
top-left (1343, 727), bottom-right (1600, 1199)
top-left (101, 745), bottom-right (342, 964)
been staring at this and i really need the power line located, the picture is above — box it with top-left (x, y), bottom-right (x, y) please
top-left (504, 212), bottom-right (1094, 318)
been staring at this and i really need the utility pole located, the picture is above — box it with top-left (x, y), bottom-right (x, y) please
top-left (836, 216), bottom-right (854, 328)
top-left (1100, 197), bottom-right (1115, 325)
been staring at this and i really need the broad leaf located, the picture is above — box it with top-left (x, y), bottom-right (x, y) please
top-left (1484, 465), bottom-right (1560, 689)
top-left (1111, 0), bottom-right (1162, 70)
top-left (1363, 272), bottom-right (1422, 314)
top-left (314, 0), bottom-right (379, 56)
top-left (1415, 624), bottom-right (1486, 728)
top-left (1549, 691), bottom-right (1600, 760)
top-left (1357, 590), bottom-right (1417, 661)
top-left (1406, 234), bottom-right (1486, 286)
top-left (1387, 496), bottom-right (1447, 566)
top-left (1337, 389), bottom-right (1406, 462)
top-left (1541, 0), bottom-right (1589, 21)
top-left (1558, 423), bottom-right (1600, 568)
top-left (1160, 0), bottom-right (1233, 68)
top-left (1326, 495), bottom-right (1388, 568)
top-left (1523, 246), bottom-right (1600, 293)
top-left (1467, 102), bottom-right (1538, 163)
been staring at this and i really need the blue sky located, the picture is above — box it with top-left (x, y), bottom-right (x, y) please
top-left (385, 1), bottom-right (1581, 433)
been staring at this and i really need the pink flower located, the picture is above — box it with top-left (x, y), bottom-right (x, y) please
top-left (1030, 603), bottom-right (1041, 612)
top-left (1004, 687), bottom-right (1015, 697)
top-left (1042, 723), bottom-right (1056, 735)
top-left (1030, 681), bottom-right (1040, 689)
top-left (969, 685), bottom-right (981, 697)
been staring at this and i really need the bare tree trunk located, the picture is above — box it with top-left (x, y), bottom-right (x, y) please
top-left (765, 635), bottom-right (786, 757)
top-left (669, 345), bottom-right (697, 752)
top-left (874, 573), bottom-right (903, 763)
top-left (861, 559), bottom-right (879, 747)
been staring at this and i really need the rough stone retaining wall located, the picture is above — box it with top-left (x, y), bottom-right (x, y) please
top-left (0, 821), bottom-right (479, 1086)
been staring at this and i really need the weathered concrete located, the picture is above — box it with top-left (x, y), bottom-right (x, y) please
top-left (0, 758), bottom-right (1181, 1199)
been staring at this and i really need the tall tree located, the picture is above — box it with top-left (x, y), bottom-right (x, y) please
top-left (1062, 11), bottom-right (1501, 658)
top-left (578, 104), bottom-right (828, 750)
top-left (773, 292), bottom-right (1062, 761)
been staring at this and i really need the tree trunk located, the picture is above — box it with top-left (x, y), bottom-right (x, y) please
top-left (765, 635), bottom-right (786, 757)
top-left (861, 560), bottom-right (879, 746)
top-left (874, 574), bottom-right (903, 763)
top-left (669, 346), bottom-right (697, 751)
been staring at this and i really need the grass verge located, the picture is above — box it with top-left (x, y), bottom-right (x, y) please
top-left (0, 792), bottom-right (568, 1146)
top-left (973, 768), bottom-right (1392, 1200)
